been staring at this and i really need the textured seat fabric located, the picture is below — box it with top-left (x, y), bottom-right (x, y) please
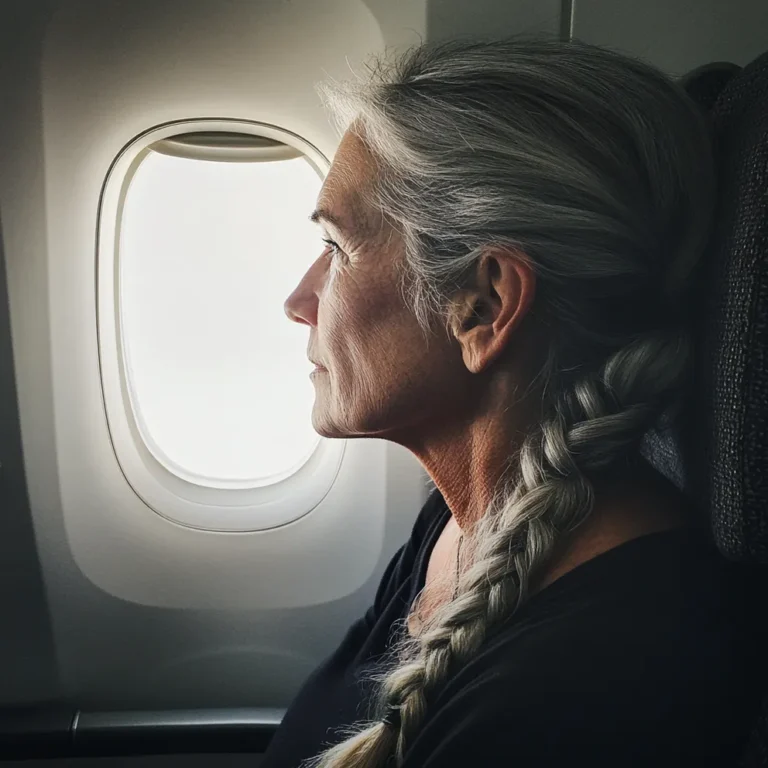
top-left (709, 52), bottom-right (768, 768)
top-left (643, 52), bottom-right (768, 766)
top-left (644, 53), bottom-right (768, 563)
top-left (698, 52), bottom-right (768, 565)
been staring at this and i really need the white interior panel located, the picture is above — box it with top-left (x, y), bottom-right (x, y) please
top-left (41, 0), bottom-right (417, 610)
top-left (2, 0), bottom-right (429, 708)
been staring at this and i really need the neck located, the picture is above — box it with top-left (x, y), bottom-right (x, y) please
top-left (404, 376), bottom-right (538, 531)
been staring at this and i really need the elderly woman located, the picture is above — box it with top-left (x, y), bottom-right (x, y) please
top-left (265, 39), bottom-right (756, 768)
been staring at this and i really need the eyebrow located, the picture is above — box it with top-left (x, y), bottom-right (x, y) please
top-left (310, 204), bottom-right (374, 239)
top-left (309, 207), bottom-right (349, 232)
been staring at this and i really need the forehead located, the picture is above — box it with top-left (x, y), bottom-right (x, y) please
top-left (314, 131), bottom-right (379, 236)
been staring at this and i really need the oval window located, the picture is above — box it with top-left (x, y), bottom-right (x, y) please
top-left (119, 134), bottom-right (322, 489)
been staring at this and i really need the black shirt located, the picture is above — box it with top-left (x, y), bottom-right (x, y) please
top-left (263, 490), bottom-right (759, 767)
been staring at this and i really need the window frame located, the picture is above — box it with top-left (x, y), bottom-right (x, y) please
top-left (97, 119), bottom-right (344, 532)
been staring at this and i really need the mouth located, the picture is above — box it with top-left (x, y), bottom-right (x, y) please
top-left (309, 361), bottom-right (327, 374)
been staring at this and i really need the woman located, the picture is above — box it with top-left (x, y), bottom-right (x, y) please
top-left (266, 39), bottom-right (757, 767)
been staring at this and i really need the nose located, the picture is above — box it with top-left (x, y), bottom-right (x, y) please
top-left (284, 258), bottom-right (323, 327)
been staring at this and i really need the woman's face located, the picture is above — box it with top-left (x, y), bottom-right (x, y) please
top-left (284, 131), bottom-right (471, 443)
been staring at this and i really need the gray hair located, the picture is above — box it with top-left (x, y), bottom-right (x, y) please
top-left (308, 38), bottom-right (714, 768)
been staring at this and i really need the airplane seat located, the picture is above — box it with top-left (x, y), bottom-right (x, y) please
top-left (643, 50), bottom-right (768, 766)
top-left (679, 61), bottom-right (743, 113)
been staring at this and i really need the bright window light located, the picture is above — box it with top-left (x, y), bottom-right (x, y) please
top-left (119, 149), bottom-right (322, 488)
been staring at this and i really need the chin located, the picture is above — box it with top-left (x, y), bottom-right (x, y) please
top-left (309, 380), bottom-right (410, 440)
top-left (310, 397), bottom-right (382, 440)
top-left (311, 412), bottom-right (367, 440)
top-left (310, 401), bottom-right (352, 440)
top-left (310, 418), bottom-right (347, 440)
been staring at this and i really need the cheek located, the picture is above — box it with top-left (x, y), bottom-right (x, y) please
top-left (318, 287), bottom-right (357, 363)
top-left (317, 261), bottom-right (461, 402)
top-left (316, 285), bottom-right (469, 433)
top-left (319, 281), bottom-right (408, 397)
top-left (320, 271), bottom-right (389, 361)
top-left (324, 300), bottom-right (394, 387)
top-left (347, 311), bottom-right (434, 404)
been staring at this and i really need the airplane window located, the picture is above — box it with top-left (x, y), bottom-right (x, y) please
top-left (119, 147), bottom-right (322, 489)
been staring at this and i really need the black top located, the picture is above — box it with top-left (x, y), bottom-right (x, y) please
top-left (262, 491), bottom-right (760, 767)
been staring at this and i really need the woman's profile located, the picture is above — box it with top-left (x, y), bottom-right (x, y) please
top-left (264, 38), bottom-right (756, 768)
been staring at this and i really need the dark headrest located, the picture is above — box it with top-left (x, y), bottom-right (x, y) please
top-left (701, 51), bottom-right (768, 564)
top-left (679, 62), bottom-right (742, 113)
top-left (644, 53), bottom-right (768, 565)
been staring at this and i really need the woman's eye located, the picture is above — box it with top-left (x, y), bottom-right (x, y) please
top-left (322, 238), bottom-right (346, 263)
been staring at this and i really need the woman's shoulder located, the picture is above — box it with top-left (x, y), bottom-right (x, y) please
top-left (475, 528), bottom-right (751, 685)
top-left (403, 529), bottom-right (758, 766)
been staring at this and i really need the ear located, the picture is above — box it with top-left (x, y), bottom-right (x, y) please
top-left (450, 248), bottom-right (536, 373)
